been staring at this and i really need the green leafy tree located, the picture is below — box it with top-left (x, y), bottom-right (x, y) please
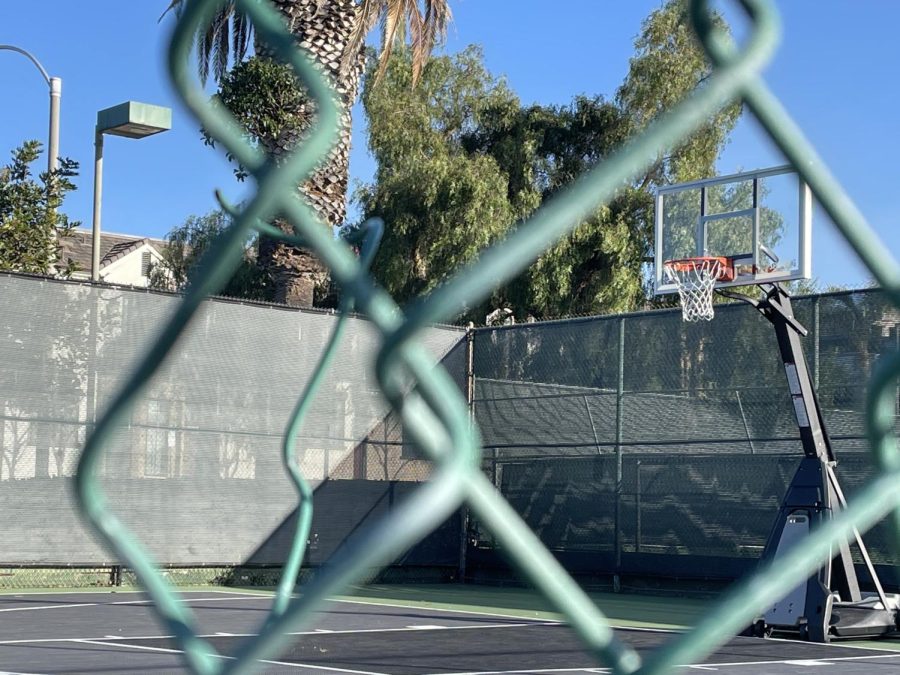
top-left (163, 0), bottom-right (451, 307)
top-left (358, 46), bottom-right (521, 313)
top-left (519, 0), bottom-right (741, 317)
top-left (359, 0), bottom-right (741, 321)
top-left (463, 97), bottom-right (649, 317)
top-left (0, 140), bottom-right (79, 276)
top-left (150, 210), bottom-right (273, 302)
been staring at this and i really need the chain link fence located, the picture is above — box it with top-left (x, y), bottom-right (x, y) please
top-left (0, 273), bottom-right (464, 587)
top-left (2, 274), bottom-right (897, 591)
top-left (468, 288), bottom-right (900, 590)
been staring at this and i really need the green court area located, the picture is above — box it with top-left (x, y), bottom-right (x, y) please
top-left (348, 584), bottom-right (900, 653)
top-left (342, 583), bottom-right (711, 630)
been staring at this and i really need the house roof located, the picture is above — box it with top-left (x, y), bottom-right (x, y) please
top-left (101, 237), bottom-right (150, 266)
top-left (58, 229), bottom-right (166, 273)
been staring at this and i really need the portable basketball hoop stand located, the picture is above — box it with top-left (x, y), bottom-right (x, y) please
top-left (718, 282), bottom-right (900, 642)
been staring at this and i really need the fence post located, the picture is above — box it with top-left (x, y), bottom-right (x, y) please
top-left (458, 324), bottom-right (476, 583)
top-left (635, 460), bottom-right (642, 553)
top-left (613, 317), bottom-right (625, 591)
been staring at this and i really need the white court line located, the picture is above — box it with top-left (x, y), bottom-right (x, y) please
top-left (760, 633), bottom-right (900, 653)
top-left (0, 635), bottom-right (175, 645)
top-left (0, 590), bottom-right (145, 596)
top-left (0, 590), bottom-right (254, 599)
top-left (283, 621), bottom-right (558, 637)
top-left (694, 651), bottom-right (900, 668)
top-left (406, 625), bottom-right (446, 630)
top-left (421, 669), bottom-right (610, 674)
top-left (73, 639), bottom-right (183, 655)
top-left (110, 595), bottom-right (267, 605)
top-left (0, 620), bottom-right (552, 646)
top-left (197, 621), bottom-right (558, 640)
top-left (207, 589), bottom-right (900, 653)
top-left (0, 603), bottom-right (96, 613)
top-left (7, 592), bottom-right (900, 673)
top-left (73, 639), bottom-right (390, 675)
top-left (204, 588), bottom-right (562, 624)
top-left (265, 662), bottom-right (389, 674)
top-left (418, 651), bottom-right (900, 675)
top-left (332, 597), bottom-right (563, 623)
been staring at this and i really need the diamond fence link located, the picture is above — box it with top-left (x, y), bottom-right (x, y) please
top-left (70, 1), bottom-right (900, 675)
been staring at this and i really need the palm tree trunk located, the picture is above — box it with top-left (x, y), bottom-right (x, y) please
top-left (257, 0), bottom-right (367, 307)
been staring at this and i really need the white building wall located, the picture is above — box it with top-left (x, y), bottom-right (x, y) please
top-left (101, 244), bottom-right (162, 288)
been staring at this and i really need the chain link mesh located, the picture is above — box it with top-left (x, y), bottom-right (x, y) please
top-left (472, 290), bottom-right (900, 584)
top-left (0, 274), bottom-right (461, 573)
top-left (53, 0), bottom-right (900, 673)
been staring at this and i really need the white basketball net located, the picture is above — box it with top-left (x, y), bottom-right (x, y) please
top-left (663, 258), bottom-right (723, 322)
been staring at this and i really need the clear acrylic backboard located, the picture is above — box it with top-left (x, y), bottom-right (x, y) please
top-left (654, 165), bottom-right (812, 295)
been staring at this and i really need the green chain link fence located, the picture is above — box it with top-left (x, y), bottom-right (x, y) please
top-left (0, 272), bottom-right (463, 588)
top-left (64, 0), bottom-right (900, 673)
top-left (468, 288), bottom-right (900, 590)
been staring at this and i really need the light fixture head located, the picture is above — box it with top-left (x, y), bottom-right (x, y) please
top-left (96, 101), bottom-right (171, 139)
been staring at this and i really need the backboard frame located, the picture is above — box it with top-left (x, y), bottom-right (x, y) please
top-left (654, 165), bottom-right (812, 295)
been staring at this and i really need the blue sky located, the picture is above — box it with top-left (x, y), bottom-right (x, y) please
top-left (2, 1), bottom-right (898, 290)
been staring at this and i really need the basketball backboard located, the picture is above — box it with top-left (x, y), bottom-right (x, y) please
top-left (654, 165), bottom-right (812, 295)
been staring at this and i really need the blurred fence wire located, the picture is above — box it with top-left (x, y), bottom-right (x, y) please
top-left (63, 0), bottom-right (900, 673)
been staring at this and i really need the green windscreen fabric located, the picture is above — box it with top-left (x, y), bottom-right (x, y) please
top-left (0, 273), bottom-right (464, 565)
top-left (472, 290), bottom-right (900, 578)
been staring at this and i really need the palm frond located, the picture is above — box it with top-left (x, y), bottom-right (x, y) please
top-left (374, 0), bottom-right (407, 83)
top-left (414, 0), bottom-right (451, 69)
top-left (343, 0), bottom-right (382, 75)
top-left (362, 0), bottom-right (452, 86)
top-left (214, 17), bottom-right (231, 83)
top-left (158, 0), bottom-right (184, 22)
top-left (231, 12), bottom-right (252, 66)
top-left (161, 1), bottom-right (249, 85)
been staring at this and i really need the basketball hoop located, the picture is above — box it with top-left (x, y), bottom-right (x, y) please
top-left (663, 256), bottom-right (735, 322)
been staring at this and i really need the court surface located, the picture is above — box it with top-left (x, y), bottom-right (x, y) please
top-left (2, 590), bottom-right (900, 674)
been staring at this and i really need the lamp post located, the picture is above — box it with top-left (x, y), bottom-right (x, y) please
top-left (91, 101), bottom-right (172, 281)
top-left (0, 44), bottom-right (61, 172)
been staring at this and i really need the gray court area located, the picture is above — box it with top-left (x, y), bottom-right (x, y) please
top-left (1, 591), bottom-right (899, 674)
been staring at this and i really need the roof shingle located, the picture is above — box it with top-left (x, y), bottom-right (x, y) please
top-left (58, 229), bottom-right (165, 273)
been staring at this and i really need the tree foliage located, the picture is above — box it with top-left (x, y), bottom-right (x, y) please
top-left (149, 210), bottom-right (274, 302)
top-left (162, 0), bottom-right (451, 87)
top-left (163, 0), bottom-right (453, 307)
top-left (204, 56), bottom-right (312, 181)
top-left (358, 0), bottom-right (742, 322)
top-left (357, 46), bottom-right (521, 309)
top-left (0, 141), bottom-right (80, 276)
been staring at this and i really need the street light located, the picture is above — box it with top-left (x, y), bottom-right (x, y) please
top-left (91, 101), bottom-right (172, 281)
top-left (0, 44), bottom-right (61, 172)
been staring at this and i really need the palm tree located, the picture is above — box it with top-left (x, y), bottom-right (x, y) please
top-left (163, 0), bottom-right (451, 306)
